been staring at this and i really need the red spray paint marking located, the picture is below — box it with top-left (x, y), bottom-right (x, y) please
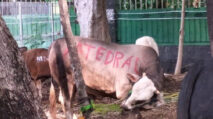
top-left (134, 57), bottom-right (140, 75)
top-left (63, 42), bottom-right (83, 56)
top-left (64, 48), bottom-right (69, 56)
top-left (63, 43), bottom-right (143, 75)
top-left (96, 46), bottom-right (107, 61)
top-left (121, 56), bottom-right (133, 69)
top-left (113, 51), bottom-right (124, 68)
top-left (84, 43), bottom-right (96, 60)
top-left (77, 42), bottom-right (84, 55)
top-left (104, 50), bottom-right (114, 65)
top-left (63, 42), bottom-right (96, 59)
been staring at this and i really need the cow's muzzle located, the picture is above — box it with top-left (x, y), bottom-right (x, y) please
top-left (121, 93), bottom-right (164, 110)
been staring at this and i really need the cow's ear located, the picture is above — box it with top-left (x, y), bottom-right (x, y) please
top-left (127, 73), bottom-right (140, 83)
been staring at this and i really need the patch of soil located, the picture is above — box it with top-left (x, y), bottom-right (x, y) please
top-left (162, 73), bottom-right (186, 93)
top-left (140, 102), bottom-right (177, 119)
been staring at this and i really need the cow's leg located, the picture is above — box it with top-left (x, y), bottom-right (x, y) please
top-left (49, 75), bottom-right (74, 119)
top-left (58, 88), bottom-right (65, 112)
top-left (64, 73), bottom-right (75, 118)
top-left (33, 79), bottom-right (42, 100)
top-left (115, 86), bottom-right (130, 100)
top-left (60, 85), bottom-right (73, 119)
top-left (115, 78), bottom-right (131, 99)
top-left (57, 87), bottom-right (75, 116)
top-left (35, 79), bottom-right (42, 99)
top-left (57, 73), bottom-right (74, 119)
top-left (48, 62), bottom-right (61, 119)
top-left (49, 81), bottom-right (57, 119)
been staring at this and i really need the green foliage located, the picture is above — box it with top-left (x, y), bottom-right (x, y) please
top-left (24, 34), bottom-right (44, 49)
top-left (24, 23), bottom-right (51, 49)
top-left (164, 92), bottom-right (179, 103)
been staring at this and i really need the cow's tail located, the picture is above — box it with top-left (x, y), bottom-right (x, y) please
top-left (177, 62), bottom-right (203, 119)
top-left (49, 81), bottom-right (57, 119)
top-left (135, 36), bottom-right (159, 56)
top-left (49, 40), bottom-right (71, 119)
top-left (54, 40), bottom-right (73, 118)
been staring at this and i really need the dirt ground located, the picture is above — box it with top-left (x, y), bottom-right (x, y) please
top-left (40, 73), bottom-right (186, 119)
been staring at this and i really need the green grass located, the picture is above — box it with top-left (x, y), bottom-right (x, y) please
top-left (92, 103), bottom-right (122, 115)
top-left (163, 92), bottom-right (179, 103)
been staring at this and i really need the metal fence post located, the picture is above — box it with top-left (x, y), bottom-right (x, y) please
top-left (119, 0), bottom-right (122, 10)
top-left (51, 2), bottom-right (54, 42)
top-left (19, 2), bottom-right (23, 46)
top-left (129, 0), bottom-right (132, 9)
top-left (140, 0), bottom-right (143, 9)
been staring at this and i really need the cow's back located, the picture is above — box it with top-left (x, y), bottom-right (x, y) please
top-left (24, 48), bottom-right (50, 80)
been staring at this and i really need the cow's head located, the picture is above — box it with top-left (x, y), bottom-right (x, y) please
top-left (121, 73), bottom-right (164, 110)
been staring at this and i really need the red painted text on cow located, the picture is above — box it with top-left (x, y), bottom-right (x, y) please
top-left (64, 42), bottom-right (141, 74)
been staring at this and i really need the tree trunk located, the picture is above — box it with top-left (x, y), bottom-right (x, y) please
top-left (0, 17), bottom-right (46, 119)
top-left (74, 0), bottom-right (111, 43)
top-left (174, 0), bottom-right (185, 75)
top-left (207, 0), bottom-right (213, 57)
top-left (58, 0), bottom-right (92, 118)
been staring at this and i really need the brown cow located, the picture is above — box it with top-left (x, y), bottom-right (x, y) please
top-left (21, 48), bottom-right (50, 98)
top-left (48, 36), bottom-right (164, 119)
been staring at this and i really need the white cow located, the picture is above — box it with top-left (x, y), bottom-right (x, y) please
top-left (48, 36), bottom-right (164, 119)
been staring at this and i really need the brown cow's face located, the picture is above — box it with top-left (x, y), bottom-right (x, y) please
top-left (121, 73), bottom-right (164, 110)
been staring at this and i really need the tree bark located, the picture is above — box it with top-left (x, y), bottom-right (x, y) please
top-left (207, 0), bottom-right (213, 57)
top-left (58, 0), bottom-right (92, 118)
top-left (174, 0), bottom-right (185, 75)
top-left (74, 0), bottom-right (111, 43)
top-left (0, 17), bottom-right (46, 119)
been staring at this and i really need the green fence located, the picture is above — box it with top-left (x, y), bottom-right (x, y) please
top-left (2, 2), bottom-right (79, 49)
top-left (3, 1), bottom-right (208, 47)
top-left (117, 7), bottom-right (208, 45)
top-left (4, 15), bottom-right (79, 49)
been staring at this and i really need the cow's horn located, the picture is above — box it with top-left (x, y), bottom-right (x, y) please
top-left (143, 73), bottom-right (146, 77)
top-left (155, 90), bottom-right (160, 94)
